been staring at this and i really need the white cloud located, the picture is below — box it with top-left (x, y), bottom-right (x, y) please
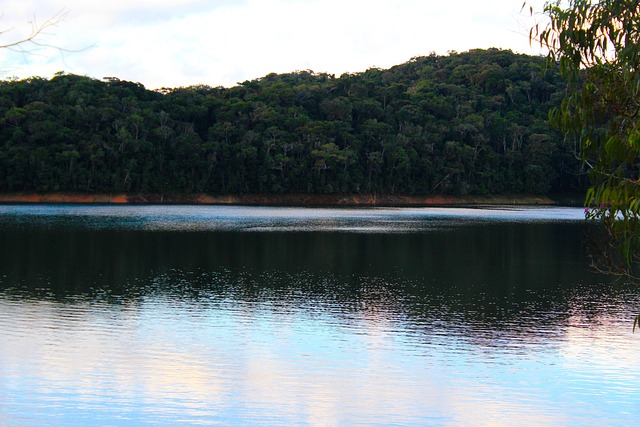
top-left (0, 0), bottom-right (548, 89)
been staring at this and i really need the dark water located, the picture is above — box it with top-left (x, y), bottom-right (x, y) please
top-left (0, 205), bottom-right (638, 426)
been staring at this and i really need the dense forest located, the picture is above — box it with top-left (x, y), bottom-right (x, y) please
top-left (0, 48), bottom-right (586, 196)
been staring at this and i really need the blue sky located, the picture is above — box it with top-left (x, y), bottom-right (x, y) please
top-left (0, 0), bottom-right (548, 89)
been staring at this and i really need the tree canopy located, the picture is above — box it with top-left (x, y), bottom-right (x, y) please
top-left (533, 0), bottom-right (640, 277)
top-left (0, 49), bottom-right (584, 197)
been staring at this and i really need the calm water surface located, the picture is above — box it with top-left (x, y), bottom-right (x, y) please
top-left (0, 205), bottom-right (638, 426)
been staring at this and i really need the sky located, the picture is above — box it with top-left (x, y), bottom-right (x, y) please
top-left (0, 0), bottom-right (549, 90)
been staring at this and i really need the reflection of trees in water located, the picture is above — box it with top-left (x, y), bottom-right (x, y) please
top-left (1, 221), bottom-right (633, 339)
top-left (0, 222), bottom-right (597, 289)
top-left (582, 223), bottom-right (640, 330)
top-left (583, 223), bottom-right (640, 282)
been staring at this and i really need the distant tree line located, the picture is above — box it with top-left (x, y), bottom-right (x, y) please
top-left (0, 48), bottom-right (586, 196)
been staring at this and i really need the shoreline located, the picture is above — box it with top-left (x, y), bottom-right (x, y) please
top-left (0, 192), bottom-right (584, 207)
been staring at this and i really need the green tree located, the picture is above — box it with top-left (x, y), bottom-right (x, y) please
top-left (533, 0), bottom-right (640, 277)
top-left (0, 49), bottom-right (582, 198)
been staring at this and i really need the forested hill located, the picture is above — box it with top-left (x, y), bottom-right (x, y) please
top-left (0, 48), bottom-right (585, 196)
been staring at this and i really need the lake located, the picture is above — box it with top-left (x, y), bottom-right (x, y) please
top-left (0, 205), bottom-right (638, 426)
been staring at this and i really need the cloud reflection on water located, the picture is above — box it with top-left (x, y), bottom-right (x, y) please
top-left (0, 205), bottom-right (587, 233)
top-left (1, 276), bottom-right (638, 426)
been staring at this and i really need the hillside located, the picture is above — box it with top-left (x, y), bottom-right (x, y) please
top-left (0, 48), bottom-right (586, 196)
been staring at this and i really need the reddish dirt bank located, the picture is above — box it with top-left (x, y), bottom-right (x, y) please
top-left (0, 192), bottom-right (574, 206)
top-left (0, 193), bottom-right (129, 204)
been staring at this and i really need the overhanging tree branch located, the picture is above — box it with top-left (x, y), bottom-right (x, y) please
top-left (0, 10), bottom-right (68, 52)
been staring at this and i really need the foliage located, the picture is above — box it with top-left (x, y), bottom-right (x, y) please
top-left (0, 49), bottom-right (585, 196)
top-left (533, 0), bottom-right (640, 276)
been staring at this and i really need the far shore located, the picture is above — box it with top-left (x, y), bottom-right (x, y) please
top-left (0, 192), bottom-right (585, 207)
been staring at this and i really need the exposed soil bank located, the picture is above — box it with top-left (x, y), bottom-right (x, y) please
top-left (0, 192), bottom-right (583, 207)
